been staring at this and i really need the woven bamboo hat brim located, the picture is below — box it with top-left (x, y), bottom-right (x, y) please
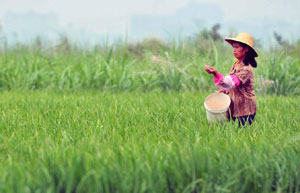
top-left (225, 32), bottom-right (258, 57)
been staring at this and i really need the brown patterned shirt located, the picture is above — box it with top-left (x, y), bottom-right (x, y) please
top-left (229, 61), bottom-right (257, 117)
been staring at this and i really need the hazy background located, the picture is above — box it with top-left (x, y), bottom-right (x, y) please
top-left (1, 0), bottom-right (299, 46)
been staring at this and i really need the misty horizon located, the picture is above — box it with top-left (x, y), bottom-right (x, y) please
top-left (1, 1), bottom-right (300, 47)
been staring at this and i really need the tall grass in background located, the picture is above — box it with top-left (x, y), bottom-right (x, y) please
top-left (0, 32), bottom-right (299, 94)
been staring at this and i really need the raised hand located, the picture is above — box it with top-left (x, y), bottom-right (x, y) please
top-left (205, 65), bottom-right (217, 76)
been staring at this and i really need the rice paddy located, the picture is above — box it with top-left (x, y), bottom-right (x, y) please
top-left (0, 36), bottom-right (299, 192)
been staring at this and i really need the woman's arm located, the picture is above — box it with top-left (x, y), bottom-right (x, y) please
top-left (217, 89), bottom-right (229, 95)
top-left (205, 65), bottom-right (241, 90)
top-left (214, 73), bottom-right (240, 90)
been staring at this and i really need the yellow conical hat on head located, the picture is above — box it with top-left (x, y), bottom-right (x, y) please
top-left (225, 32), bottom-right (258, 57)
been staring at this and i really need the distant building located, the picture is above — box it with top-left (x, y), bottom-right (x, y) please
top-left (3, 11), bottom-right (59, 44)
top-left (129, 2), bottom-right (224, 39)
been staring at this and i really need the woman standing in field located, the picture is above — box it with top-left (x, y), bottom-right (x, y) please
top-left (205, 32), bottom-right (258, 126)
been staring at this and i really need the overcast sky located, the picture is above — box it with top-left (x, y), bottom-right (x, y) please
top-left (1, 0), bottom-right (300, 42)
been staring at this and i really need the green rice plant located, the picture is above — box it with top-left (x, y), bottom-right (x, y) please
top-left (0, 92), bottom-right (299, 192)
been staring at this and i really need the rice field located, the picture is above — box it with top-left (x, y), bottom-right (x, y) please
top-left (0, 91), bottom-right (299, 193)
top-left (0, 36), bottom-right (299, 192)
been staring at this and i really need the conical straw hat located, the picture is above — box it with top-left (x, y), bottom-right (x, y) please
top-left (225, 32), bottom-right (258, 57)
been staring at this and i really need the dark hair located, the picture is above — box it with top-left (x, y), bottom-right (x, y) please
top-left (240, 43), bottom-right (257, 68)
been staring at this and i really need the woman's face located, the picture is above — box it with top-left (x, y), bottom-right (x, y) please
top-left (232, 42), bottom-right (249, 60)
